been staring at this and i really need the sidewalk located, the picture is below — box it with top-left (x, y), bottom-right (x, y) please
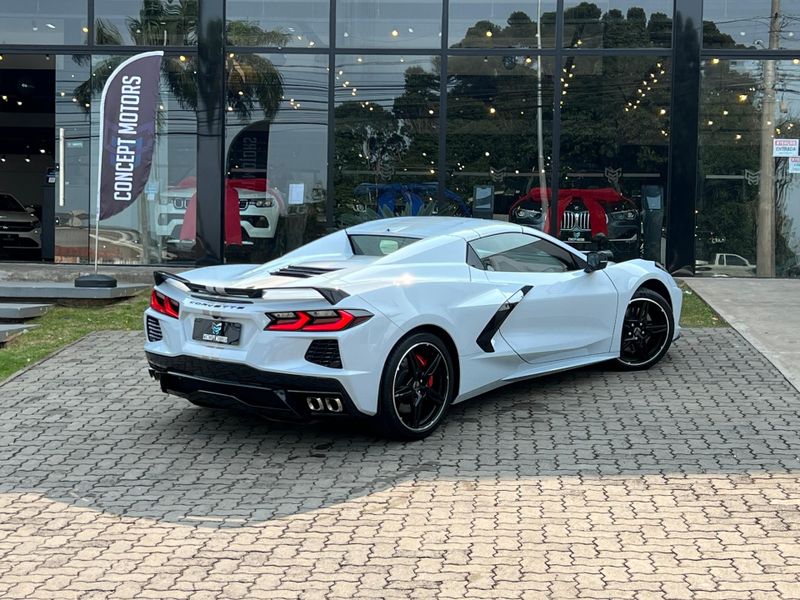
top-left (0, 262), bottom-right (187, 284)
top-left (684, 277), bottom-right (800, 391)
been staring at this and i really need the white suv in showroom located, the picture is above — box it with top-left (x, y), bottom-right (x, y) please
top-left (157, 182), bottom-right (284, 253)
top-left (0, 193), bottom-right (41, 253)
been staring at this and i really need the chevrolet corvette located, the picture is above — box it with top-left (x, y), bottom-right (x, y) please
top-left (145, 217), bottom-right (681, 440)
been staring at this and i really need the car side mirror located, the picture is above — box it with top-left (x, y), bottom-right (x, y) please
top-left (585, 251), bottom-right (608, 273)
top-left (25, 206), bottom-right (36, 214)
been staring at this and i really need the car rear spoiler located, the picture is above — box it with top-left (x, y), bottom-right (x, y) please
top-left (153, 271), bottom-right (350, 306)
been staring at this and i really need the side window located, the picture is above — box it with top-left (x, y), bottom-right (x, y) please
top-left (469, 233), bottom-right (582, 273)
top-left (727, 255), bottom-right (747, 267)
top-left (466, 244), bottom-right (484, 270)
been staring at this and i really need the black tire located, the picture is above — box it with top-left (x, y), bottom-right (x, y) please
top-left (377, 332), bottom-right (456, 440)
top-left (614, 288), bottom-right (674, 371)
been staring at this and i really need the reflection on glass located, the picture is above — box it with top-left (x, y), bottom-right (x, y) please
top-left (704, 1), bottom-right (800, 50)
top-left (225, 54), bottom-right (328, 263)
top-left (334, 56), bottom-right (447, 227)
top-left (698, 59), bottom-right (800, 278)
top-left (81, 54), bottom-right (197, 264)
top-left (95, 0), bottom-right (197, 45)
top-left (226, 0), bottom-right (329, 47)
top-left (336, 0), bottom-right (442, 48)
top-left (0, 1), bottom-right (87, 44)
top-left (55, 55), bottom-right (92, 263)
top-left (557, 56), bottom-right (671, 262)
top-left (449, 0), bottom-right (557, 48)
top-left (563, 1), bottom-right (672, 48)
top-left (446, 55), bottom-right (553, 229)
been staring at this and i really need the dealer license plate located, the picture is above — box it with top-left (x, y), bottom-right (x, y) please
top-left (192, 319), bottom-right (242, 345)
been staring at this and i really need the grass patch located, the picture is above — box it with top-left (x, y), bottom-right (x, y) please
top-left (678, 282), bottom-right (727, 328)
top-left (0, 292), bottom-right (149, 381)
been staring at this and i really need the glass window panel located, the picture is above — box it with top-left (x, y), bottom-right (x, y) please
top-left (0, 55), bottom-right (58, 261)
top-left (55, 55), bottom-right (92, 263)
top-left (563, 1), bottom-right (673, 48)
top-left (95, 0), bottom-right (197, 45)
top-left (704, 1), bottom-right (800, 49)
top-left (334, 55), bottom-right (445, 227)
top-left (469, 233), bottom-right (579, 272)
top-left (336, 0), bottom-right (442, 48)
top-left (558, 55), bottom-right (671, 262)
top-left (448, 0), bottom-right (557, 48)
top-left (446, 55), bottom-right (554, 229)
top-left (226, 0), bottom-right (329, 47)
top-left (86, 54), bottom-right (197, 264)
top-left (225, 54), bottom-right (329, 263)
top-left (698, 59), bottom-right (800, 278)
top-left (0, 0), bottom-right (87, 44)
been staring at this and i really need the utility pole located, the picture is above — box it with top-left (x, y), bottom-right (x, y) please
top-left (536, 0), bottom-right (549, 229)
top-left (757, 0), bottom-right (781, 277)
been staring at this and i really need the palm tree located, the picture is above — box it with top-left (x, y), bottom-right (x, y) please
top-left (73, 2), bottom-right (288, 121)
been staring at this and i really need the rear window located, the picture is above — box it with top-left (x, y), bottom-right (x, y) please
top-left (349, 235), bottom-right (418, 256)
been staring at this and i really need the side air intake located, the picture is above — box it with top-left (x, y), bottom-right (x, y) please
top-left (146, 315), bottom-right (163, 342)
top-left (305, 340), bottom-right (342, 368)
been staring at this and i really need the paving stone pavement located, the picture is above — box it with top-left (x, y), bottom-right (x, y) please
top-left (0, 329), bottom-right (799, 599)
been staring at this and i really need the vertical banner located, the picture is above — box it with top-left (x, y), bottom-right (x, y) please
top-left (96, 51), bottom-right (163, 222)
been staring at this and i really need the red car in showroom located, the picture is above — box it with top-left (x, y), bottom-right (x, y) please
top-left (509, 187), bottom-right (641, 261)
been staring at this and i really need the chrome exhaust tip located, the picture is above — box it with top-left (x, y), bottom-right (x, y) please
top-left (306, 396), bottom-right (324, 411)
top-left (325, 397), bottom-right (343, 413)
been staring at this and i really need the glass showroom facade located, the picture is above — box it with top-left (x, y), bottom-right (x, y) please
top-left (1, 1), bottom-right (799, 277)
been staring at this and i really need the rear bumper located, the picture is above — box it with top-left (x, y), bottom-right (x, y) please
top-left (146, 351), bottom-right (363, 421)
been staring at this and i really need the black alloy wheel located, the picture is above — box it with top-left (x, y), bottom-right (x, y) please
top-left (615, 288), bottom-right (674, 370)
top-left (378, 333), bottom-right (455, 440)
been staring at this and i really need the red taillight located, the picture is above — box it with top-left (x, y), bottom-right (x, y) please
top-left (266, 311), bottom-right (312, 331)
top-left (150, 289), bottom-right (180, 319)
top-left (265, 309), bottom-right (367, 332)
top-left (305, 310), bottom-right (355, 331)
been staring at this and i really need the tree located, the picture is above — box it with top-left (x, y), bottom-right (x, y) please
top-left (74, 6), bottom-right (287, 121)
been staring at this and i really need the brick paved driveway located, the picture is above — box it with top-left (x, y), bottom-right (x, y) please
top-left (1, 329), bottom-right (799, 599)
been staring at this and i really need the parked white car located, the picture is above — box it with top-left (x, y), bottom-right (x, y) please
top-left (156, 184), bottom-right (284, 249)
top-left (145, 217), bottom-right (682, 440)
top-left (696, 253), bottom-right (756, 277)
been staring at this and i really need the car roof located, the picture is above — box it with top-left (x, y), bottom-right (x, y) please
top-left (345, 216), bottom-right (521, 241)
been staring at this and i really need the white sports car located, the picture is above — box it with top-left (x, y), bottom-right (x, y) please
top-left (145, 217), bottom-right (682, 440)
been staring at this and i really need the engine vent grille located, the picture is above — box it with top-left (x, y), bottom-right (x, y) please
top-left (271, 265), bottom-right (341, 279)
top-left (146, 315), bottom-right (163, 342)
top-left (305, 340), bottom-right (342, 369)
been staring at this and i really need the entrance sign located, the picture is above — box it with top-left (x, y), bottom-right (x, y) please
top-left (93, 50), bottom-right (163, 269)
top-left (773, 138), bottom-right (799, 157)
top-left (789, 157), bottom-right (800, 174)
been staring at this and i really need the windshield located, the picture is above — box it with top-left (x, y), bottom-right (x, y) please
top-left (0, 194), bottom-right (24, 213)
top-left (349, 235), bottom-right (418, 256)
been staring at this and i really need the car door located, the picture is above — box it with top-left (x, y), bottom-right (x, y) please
top-left (469, 232), bottom-right (619, 366)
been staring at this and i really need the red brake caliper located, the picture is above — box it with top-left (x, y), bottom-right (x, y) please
top-left (415, 353), bottom-right (434, 387)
